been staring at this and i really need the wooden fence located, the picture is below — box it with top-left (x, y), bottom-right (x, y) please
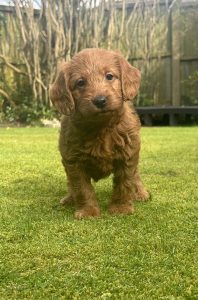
top-left (127, 0), bottom-right (198, 106)
top-left (0, 1), bottom-right (198, 107)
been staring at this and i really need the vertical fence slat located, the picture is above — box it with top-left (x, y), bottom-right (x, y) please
top-left (171, 2), bottom-right (181, 106)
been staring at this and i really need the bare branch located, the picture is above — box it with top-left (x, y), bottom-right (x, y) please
top-left (0, 55), bottom-right (28, 76)
top-left (0, 88), bottom-right (10, 101)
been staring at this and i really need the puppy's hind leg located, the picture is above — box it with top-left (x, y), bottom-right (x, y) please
top-left (60, 162), bottom-right (75, 206)
top-left (60, 180), bottom-right (74, 206)
top-left (60, 194), bottom-right (74, 206)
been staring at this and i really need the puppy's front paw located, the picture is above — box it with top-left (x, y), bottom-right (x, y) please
top-left (74, 206), bottom-right (100, 220)
top-left (135, 189), bottom-right (150, 202)
top-left (108, 203), bottom-right (135, 215)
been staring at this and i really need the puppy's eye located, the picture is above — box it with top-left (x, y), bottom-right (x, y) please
top-left (106, 73), bottom-right (114, 81)
top-left (76, 79), bottom-right (86, 88)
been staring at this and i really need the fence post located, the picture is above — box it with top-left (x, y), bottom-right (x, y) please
top-left (171, 1), bottom-right (181, 106)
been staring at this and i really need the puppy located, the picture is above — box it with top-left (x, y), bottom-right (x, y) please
top-left (50, 48), bottom-right (149, 219)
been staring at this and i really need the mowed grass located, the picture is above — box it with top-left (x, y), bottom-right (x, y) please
top-left (0, 127), bottom-right (197, 299)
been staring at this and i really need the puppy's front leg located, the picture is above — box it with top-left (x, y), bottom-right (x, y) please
top-left (109, 159), bottom-right (149, 215)
top-left (109, 160), bottom-right (136, 215)
top-left (66, 164), bottom-right (100, 219)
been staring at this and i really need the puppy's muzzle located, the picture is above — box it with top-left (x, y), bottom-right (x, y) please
top-left (93, 95), bottom-right (107, 109)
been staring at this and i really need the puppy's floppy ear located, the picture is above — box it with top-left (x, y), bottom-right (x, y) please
top-left (116, 54), bottom-right (141, 101)
top-left (49, 63), bottom-right (74, 115)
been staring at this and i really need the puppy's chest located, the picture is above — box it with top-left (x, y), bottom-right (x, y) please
top-left (81, 129), bottom-right (133, 160)
top-left (79, 131), bottom-right (133, 181)
top-left (82, 156), bottom-right (113, 181)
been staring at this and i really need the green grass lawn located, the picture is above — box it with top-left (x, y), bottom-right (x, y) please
top-left (0, 127), bottom-right (197, 299)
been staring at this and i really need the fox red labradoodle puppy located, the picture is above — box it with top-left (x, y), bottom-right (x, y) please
top-left (50, 48), bottom-right (149, 219)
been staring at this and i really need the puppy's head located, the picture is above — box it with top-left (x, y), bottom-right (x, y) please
top-left (50, 48), bottom-right (141, 118)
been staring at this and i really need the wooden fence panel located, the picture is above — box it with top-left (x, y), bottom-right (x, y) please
top-left (0, 1), bottom-right (198, 107)
top-left (130, 1), bottom-right (198, 106)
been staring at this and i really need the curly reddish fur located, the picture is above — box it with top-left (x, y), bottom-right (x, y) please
top-left (50, 48), bottom-right (149, 219)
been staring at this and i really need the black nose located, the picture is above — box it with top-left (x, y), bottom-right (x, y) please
top-left (93, 96), bottom-right (107, 109)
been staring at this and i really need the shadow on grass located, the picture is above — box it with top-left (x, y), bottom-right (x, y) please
top-left (2, 174), bottom-right (114, 219)
top-left (2, 172), bottom-right (159, 224)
